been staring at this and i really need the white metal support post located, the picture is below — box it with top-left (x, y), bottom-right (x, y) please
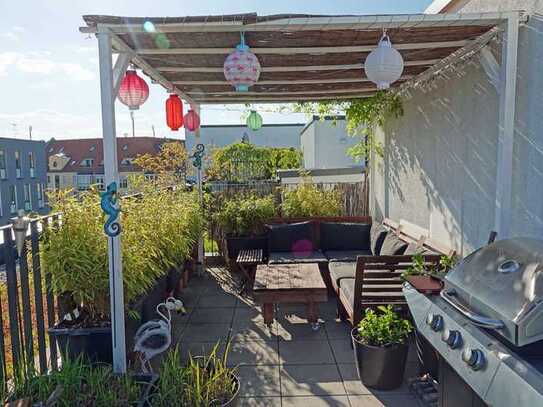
top-left (193, 104), bottom-right (204, 274)
top-left (97, 31), bottom-right (127, 374)
top-left (495, 13), bottom-right (519, 238)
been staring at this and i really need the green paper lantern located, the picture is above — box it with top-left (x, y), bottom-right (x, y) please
top-left (246, 110), bottom-right (263, 131)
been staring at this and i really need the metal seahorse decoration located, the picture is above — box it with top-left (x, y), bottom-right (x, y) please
top-left (101, 181), bottom-right (121, 237)
top-left (192, 143), bottom-right (205, 170)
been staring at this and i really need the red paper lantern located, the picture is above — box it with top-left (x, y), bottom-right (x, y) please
top-left (117, 70), bottom-right (149, 110)
top-left (165, 94), bottom-right (183, 131)
top-left (184, 109), bottom-right (200, 132)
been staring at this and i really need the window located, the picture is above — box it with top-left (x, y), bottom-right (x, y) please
top-left (0, 149), bottom-right (6, 179)
top-left (23, 184), bottom-right (31, 211)
top-left (9, 185), bottom-right (17, 214)
top-left (122, 144), bottom-right (128, 151)
top-left (77, 174), bottom-right (92, 190)
top-left (119, 176), bottom-right (128, 189)
top-left (80, 158), bottom-right (94, 167)
top-left (28, 152), bottom-right (36, 178)
top-left (37, 183), bottom-right (45, 208)
top-left (95, 175), bottom-right (105, 191)
top-left (121, 157), bottom-right (134, 166)
top-left (90, 145), bottom-right (96, 152)
top-left (54, 175), bottom-right (60, 190)
top-left (144, 173), bottom-right (158, 182)
top-left (15, 151), bottom-right (21, 178)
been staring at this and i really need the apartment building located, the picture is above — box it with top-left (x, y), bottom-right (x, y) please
top-left (0, 138), bottom-right (48, 225)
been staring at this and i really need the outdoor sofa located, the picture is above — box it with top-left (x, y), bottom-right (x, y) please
top-left (263, 217), bottom-right (454, 325)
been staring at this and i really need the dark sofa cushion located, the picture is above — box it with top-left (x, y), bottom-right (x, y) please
top-left (266, 221), bottom-right (314, 253)
top-left (380, 233), bottom-right (408, 255)
top-left (320, 222), bottom-right (371, 251)
top-left (268, 250), bottom-right (327, 265)
top-left (324, 250), bottom-right (372, 263)
top-left (329, 262), bottom-right (356, 291)
top-left (370, 223), bottom-right (388, 255)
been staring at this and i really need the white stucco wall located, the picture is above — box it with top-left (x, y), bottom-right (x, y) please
top-left (371, 13), bottom-right (543, 254)
top-left (301, 119), bottom-right (360, 169)
top-left (434, 0), bottom-right (543, 13)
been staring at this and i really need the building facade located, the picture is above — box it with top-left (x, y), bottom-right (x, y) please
top-left (184, 123), bottom-right (304, 154)
top-left (46, 137), bottom-right (181, 192)
top-left (0, 138), bottom-right (48, 225)
top-left (370, 1), bottom-right (543, 255)
top-left (300, 116), bottom-right (362, 170)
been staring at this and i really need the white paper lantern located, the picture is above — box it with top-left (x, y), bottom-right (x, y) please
top-left (364, 34), bottom-right (404, 90)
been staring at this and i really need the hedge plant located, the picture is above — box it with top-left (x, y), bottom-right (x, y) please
top-left (281, 179), bottom-right (341, 217)
top-left (215, 194), bottom-right (277, 237)
top-left (42, 182), bottom-right (203, 324)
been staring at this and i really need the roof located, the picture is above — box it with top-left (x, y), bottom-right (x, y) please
top-left (425, 1), bottom-right (460, 14)
top-left (80, 12), bottom-right (518, 104)
top-left (46, 137), bottom-right (180, 173)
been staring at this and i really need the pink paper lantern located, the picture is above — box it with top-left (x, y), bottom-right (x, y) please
top-left (223, 35), bottom-right (261, 92)
top-left (117, 70), bottom-right (149, 110)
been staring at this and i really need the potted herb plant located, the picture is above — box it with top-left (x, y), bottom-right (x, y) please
top-left (401, 253), bottom-right (458, 294)
top-left (153, 342), bottom-right (239, 406)
top-left (351, 305), bottom-right (413, 390)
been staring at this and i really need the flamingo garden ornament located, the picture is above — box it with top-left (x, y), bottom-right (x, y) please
top-left (364, 33), bottom-right (404, 90)
top-left (133, 297), bottom-right (186, 373)
top-left (223, 32), bottom-right (261, 92)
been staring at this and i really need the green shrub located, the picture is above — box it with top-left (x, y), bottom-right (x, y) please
top-left (42, 183), bottom-right (203, 323)
top-left (356, 305), bottom-right (413, 347)
top-left (216, 194), bottom-right (277, 236)
top-left (281, 179), bottom-right (341, 217)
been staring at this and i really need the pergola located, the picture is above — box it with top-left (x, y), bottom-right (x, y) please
top-left (80, 11), bottom-right (523, 373)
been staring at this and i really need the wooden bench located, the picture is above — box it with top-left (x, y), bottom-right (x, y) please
top-left (337, 218), bottom-right (456, 325)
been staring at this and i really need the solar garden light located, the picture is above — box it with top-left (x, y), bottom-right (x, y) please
top-left (12, 209), bottom-right (30, 256)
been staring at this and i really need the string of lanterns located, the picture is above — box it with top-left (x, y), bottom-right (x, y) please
top-left (116, 28), bottom-right (405, 133)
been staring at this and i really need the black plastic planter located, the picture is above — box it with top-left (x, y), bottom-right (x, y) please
top-left (351, 328), bottom-right (408, 390)
top-left (49, 326), bottom-right (112, 364)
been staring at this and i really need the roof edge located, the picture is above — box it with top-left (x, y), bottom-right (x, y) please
top-left (425, 0), bottom-right (456, 14)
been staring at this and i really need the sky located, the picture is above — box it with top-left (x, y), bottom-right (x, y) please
top-left (0, 0), bottom-right (433, 141)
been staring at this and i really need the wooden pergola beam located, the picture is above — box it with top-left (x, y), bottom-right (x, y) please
top-left (187, 88), bottom-right (377, 96)
top-left (172, 76), bottom-right (412, 86)
top-left (156, 59), bottom-right (441, 73)
top-left (191, 94), bottom-right (373, 103)
top-left (135, 40), bottom-right (470, 55)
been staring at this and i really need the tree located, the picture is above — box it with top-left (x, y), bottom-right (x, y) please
top-left (133, 141), bottom-right (188, 185)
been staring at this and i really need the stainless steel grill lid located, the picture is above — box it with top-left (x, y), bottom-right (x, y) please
top-left (443, 238), bottom-right (543, 347)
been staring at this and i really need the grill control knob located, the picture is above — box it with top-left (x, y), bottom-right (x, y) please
top-left (442, 329), bottom-right (463, 349)
top-left (462, 348), bottom-right (486, 371)
top-left (426, 313), bottom-right (444, 332)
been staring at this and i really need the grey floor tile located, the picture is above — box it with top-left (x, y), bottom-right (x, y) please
top-left (324, 319), bottom-right (353, 339)
top-left (282, 395), bottom-right (351, 406)
top-left (236, 365), bottom-right (281, 397)
top-left (338, 364), bottom-right (411, 396)
top-left (179, 323), bottom-right (232, 342)
top-left (177, 341), bottom-right (224, 364)
top-left (189, 306), bottom-right (235, 324)
top-left (330, 339), bottom-right (356, 364)
top-left (231, 320), bottom-right (278, 342)
top-left (228, 339), bottom-right (280, 366)
top-left (276, 319), bottom-right (328, 341)
top-left (348, 394), bottom-right (420, 407)
top-left (198, 292), bottom-right (238, 307)
top-left (238, 397), bottom-right (281, 406)
top-left (279, 340), bottom-right (335, 365)
top-left (281, 364), bottom-right (346, 397)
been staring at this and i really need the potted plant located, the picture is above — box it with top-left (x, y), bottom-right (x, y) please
top-left (351, 305), bottom-right (413, 390)
top-left (153, 341), bottom-right (239, 406)
top-left (43, 185), bottom-right (203, 363)
top-left (401, 253), bottom-right (458, 294)
top-left (4, 357), bottom-right (154, 406)
top-left (214, 194), bottom-right (277, 260)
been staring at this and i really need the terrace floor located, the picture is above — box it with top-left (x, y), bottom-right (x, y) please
top-left (170, 267), bottom-right (423, 407)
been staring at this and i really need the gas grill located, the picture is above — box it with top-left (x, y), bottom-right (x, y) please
top-left (405, 238), bottom-right (543, 406)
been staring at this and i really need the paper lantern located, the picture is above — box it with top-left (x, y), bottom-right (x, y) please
top-left (246, 110), bottom-right (263, 131)
top-left (184, 109), bottom-right (200, 132)
top-left (165, 94), bottom-right (183, 131)
top-left (117, 70), bottom-right (149, 110)
top-left (364, 34), bottom-right (404, 90)
top-left (223, 34), bottom-right (261, 92)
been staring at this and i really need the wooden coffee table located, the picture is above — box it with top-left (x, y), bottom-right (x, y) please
top-left (253, 263), bottom-right (328, 330)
